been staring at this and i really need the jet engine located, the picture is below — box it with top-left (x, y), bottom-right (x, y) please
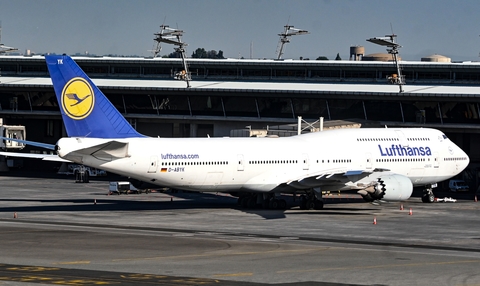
top-left (358, 174), bottom-right (413, 202)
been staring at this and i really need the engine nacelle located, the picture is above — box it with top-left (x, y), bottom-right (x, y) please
top-left (359, 174), bottom-right (413, 202)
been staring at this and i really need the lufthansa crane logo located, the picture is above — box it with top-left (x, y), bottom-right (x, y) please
top-left (61, 77), bottom-right (95, 120)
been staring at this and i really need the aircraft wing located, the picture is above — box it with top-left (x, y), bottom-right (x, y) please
top-left (0, 45), bottom-right (18, 54)
top-left (0, 151), bottom-right (70, 162)
top-left (285, 168), bottom-right (390, 190)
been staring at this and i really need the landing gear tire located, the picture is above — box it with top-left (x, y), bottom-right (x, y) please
top-left (247, 196), bottom-right (257, 209)
top-left (268, 199), bottom-right (287, 210)
top-left (305, 199), bottom-right (316, 210)
top-left (262, 200), bottom-right (270, 209)
top-left (314, 200), bottom-right (324, 210)
top-left (269, 199), bottom-right (279, 209)
top-left (422, 190), bottom-right (435, 203)
top-left (237, 196), bottom-right (243, 206)
top-left (299, 195), bottom-right (307, 210)
top-left (238, 197), bottom-right (249, 208)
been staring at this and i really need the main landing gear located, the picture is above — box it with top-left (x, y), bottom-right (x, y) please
top-left (237, 188), bottom-right (325, 210)
top-left (299, 188), bottom-right (324, 210)
top-left (237, 193), bottom-right (287, 210)
top-left (421, 188), bottom-right (435, 203)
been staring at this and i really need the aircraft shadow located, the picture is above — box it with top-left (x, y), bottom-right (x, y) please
top-left (0, 192), bottom-right (288, 220)
top-left (0, 194), bottom-right (374, 220)
top-left (0, 196), bottom-right (236, 213)
top-left (1, 171), bottom-right (373, 220)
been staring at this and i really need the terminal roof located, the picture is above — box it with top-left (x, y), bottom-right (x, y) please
top-left (1, 76), bottom-right (479, 98)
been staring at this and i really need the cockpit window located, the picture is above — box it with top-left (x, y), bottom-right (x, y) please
top-left (443, 135), bottom-right (448, 140)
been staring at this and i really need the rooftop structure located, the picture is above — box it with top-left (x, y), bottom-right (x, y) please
top-left (0, 55), bottom-right (479, 84)
top-left (153, 25), bottom-right (191, 87)
top-left (367, 34), bottom-right (404, 92)
top-left (276, 24), bottom-right (309, 60)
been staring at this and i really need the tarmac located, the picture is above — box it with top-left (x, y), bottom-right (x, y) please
top-left (1, 171), bottom-right (480, 286)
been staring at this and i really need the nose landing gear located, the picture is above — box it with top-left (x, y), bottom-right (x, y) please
top-left (421, 184), bottom-right (437, 203)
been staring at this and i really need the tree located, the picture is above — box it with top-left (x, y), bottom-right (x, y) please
top-left (192, 48), bottom-right (208, 58)
top-left (164, 51), bottom-right (181, 58)
top-left (192, 48), bottom-right (225, 59)
top-left (335, 53), bottom-right (342, 60)
top-left (316, 56), bottom-right (329, 60)
top-left (206, 50), bottom-right (217, 58)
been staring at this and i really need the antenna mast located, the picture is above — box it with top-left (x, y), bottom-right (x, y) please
top-left (153, 24), bottom-right (191, 88)
top-left (367, 34), bottom-right (404, 92)
top-left (275, 24), bottom-right (309, 60)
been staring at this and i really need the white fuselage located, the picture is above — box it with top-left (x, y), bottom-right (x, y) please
top-left (56, 128), bottom-right (469, 193)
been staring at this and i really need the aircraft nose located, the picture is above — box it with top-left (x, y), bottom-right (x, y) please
top-left (464, 150), bottom-right (470, 167)
top-left (459, 147), bottom-right (470, 171)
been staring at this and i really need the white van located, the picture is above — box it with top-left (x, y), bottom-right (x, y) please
top-left (449, 180), bottom-right (469, 192)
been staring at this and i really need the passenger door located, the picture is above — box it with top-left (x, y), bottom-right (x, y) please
top-left (302, 153), bottom-right (309, 170)
top-left (148, 156), bottom-right (158, 173)
top-left (237, 154), bottom-right (244, 171)
top-left (365, 152), bottom-right (372, 169)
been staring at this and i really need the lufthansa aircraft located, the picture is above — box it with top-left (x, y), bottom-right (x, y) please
top-left (0, 55), bottom-right (470, 209)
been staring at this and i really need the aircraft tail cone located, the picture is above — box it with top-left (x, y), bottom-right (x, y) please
top-left (409, 208), bottom-right (413, 216)
top-left (373, 217), bottom-right (377, 225)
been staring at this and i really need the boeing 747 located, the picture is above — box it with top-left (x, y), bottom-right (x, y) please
top-left (0, 55), bottom-right (470, 209)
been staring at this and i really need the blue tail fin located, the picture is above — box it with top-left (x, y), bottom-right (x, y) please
top-left (46, 55), bottom-right (144, 138)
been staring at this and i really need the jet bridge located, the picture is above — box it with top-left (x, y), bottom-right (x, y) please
top-left (0, 119), bottom-right (26, 150)
top-left (0, 118), bottom-right (26, 171)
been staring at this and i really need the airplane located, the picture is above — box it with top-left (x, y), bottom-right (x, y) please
top-left (0, 44), bottom-right (18, 54)
top-left (0, 55), bottom-right (470, 210)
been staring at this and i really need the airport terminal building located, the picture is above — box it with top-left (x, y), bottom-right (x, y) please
top-left (1, 55), bottom-right (480, 187)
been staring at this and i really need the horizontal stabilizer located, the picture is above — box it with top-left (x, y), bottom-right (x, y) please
top-left (0, 151), bottom-right (70, 162)
top-left (66, 141), bottom-right (129, 162)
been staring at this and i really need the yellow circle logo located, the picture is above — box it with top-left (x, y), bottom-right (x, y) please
top-left (61, 77), bottom-right (95, 120)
